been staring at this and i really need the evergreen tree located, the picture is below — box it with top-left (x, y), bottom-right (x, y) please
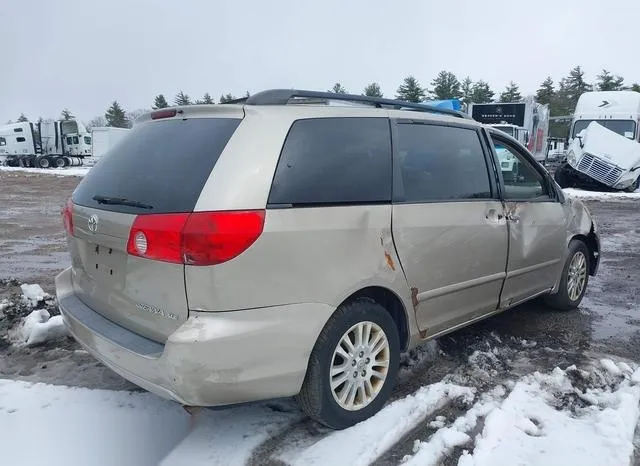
top-left (17, 113), bottom-right (29, 122)
top-left (470, 80), bottom-right (494, 103)
top-left (153, 94), bottom-right (169, 109)
top-left (396, 76), bottom-right (426, 103)
top-left (460, 77), bottom-right (473, 104)
top-left (329, 83), bottom-right (348, 94)
top-left (61, 108), bottom-right (74, 120)
top-left (630, 83), bottom-right (640, 93)
top-left (560, 66), bottom-right (593, 110)
top-left (105, 101), bottom-right (128, 128)
top-left (535, 77), bottom-right (555, 105)
top-left (88, 116), bottom-right (107, 128)
top-left (219, 94), bottom-right (236, 103)
top-left (430, 71), bottom-right (462, 100)
top-left (596, 69), bottom-right (624, 91)
top-left (500, 81), bottom-right (522, 102)
top-left (245, 91), bottom-right (251, 98)
top-left (363, 82), bottom-right (383, 97)
top-left (201, 93), bottom-right (214, 104)
top-left (175, 91), bottom-right (191, 106)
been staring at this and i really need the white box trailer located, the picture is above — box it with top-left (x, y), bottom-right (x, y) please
top-left (555, 91), bottom-right (640, 191)
top-left (468, 96), bottom-right (550, 162)
top-left (90, 127), bottom-right (130, 160)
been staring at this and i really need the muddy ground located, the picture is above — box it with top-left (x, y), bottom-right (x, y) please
top-left (1, 170), bottom-right (639, 463)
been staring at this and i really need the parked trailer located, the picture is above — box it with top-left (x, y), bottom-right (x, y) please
top-left (90, 127), bottom-right (130, 161)
top-left (468, 96), bottom-right (550, 162)
top-left (1, 120), bottom-right (90, 168)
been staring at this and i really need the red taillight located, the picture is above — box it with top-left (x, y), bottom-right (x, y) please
top-left (127, 213), bottom-right (188, 264)
top-left (62, 199), bottom-right (74, 236)
top-left (126, 210), bottom-right (265, 266)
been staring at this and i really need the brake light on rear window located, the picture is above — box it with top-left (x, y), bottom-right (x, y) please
top-left (62, 198), bottom-right (74, 236)
top-left (150, 109), bottom-right (179, 120)
top-left (126, 210), bottom-right (265, 266)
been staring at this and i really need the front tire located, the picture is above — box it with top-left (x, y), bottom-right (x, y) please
top-left (545, 239), bottom-right (590, 311)
top-left (624, 177), bottom-right (639, 193)
top-left (296, 298), bottom-right (400, 429)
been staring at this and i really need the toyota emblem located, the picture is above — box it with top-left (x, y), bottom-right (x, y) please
top-left (88, 215), bottom-right (99, 233)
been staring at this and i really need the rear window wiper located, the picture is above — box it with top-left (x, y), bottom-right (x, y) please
top-left (92, 195), bottom-right (153, 210)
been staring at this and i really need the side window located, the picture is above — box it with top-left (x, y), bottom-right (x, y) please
top-left (66, 136), bottom-right (73, 145)
top-left (13, 128), bottom-right (23, 133)
top-left (16, 137), bottom-right (26, 143)
top-left (491, 136), bottom-right (548, 200)
top-left (395, 124), bottom-right (492, 202)
top-left (73, 136), bottom-right (79, 144)
top-left (0, 137), bottom-right (6, 146)
top-left (268, 118), bottom-right (392, 206)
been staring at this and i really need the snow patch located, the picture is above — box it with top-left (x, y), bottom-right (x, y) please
top-left (0, 379), bottom-right (190, 466)
top-left (563, 187), bottom-right (640, 200)
top-left (0, 165), bottom-right (90, 177)
top-left (160, 401), bottom-right (301, 466)
top-left (20, 283), bottom-right (49, 307)
top-left (18, 310), bottom-right (67, 346)
top-left (282, 382), bottom-right (475, 466)
top-left (459, 365), bottom-right (640, 466)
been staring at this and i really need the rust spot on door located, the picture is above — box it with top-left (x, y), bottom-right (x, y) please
top-left (410, 287), bottom-right (419, 310)
top-left (384, 251), bottom-right (396, 271)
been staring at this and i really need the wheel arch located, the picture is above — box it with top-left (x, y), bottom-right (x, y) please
top-left (338, 286), bottom-right (410, 351)
top-left (570, 229), bottom-right (599, 276)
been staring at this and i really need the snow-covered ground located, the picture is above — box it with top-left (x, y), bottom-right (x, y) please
top-left (0, 165), bottom-right (91, 177)
top-left (563, 187), bottom-right (640, 200)
top-left (1, 359), bottom-right (639, 466)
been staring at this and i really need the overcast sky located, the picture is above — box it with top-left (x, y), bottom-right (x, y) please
top-left (3, 0), bottom-right (639, 124)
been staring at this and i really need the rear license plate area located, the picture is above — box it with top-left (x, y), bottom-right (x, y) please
top-left (87, 243), bottom-right (125, 285)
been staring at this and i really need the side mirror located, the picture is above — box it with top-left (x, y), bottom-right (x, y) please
top-left (576, 135), bottom-right (584, 149)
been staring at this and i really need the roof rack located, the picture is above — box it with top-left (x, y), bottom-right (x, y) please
top-left (241, 89), bottom-right (470, 119)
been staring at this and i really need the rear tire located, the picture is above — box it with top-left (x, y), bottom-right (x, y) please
top-left (296, 298), bottom-right (400, 430)
top-left (545, 239), bottom-right (590, 311)
top-left (553, 163), bottom-right (571, 188)
top-left (54, 157), bottom-right (65, 168)
top-left (36, 156), bottom-right (50, 168)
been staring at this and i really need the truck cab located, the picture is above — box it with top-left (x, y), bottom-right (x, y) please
top-left (559, 91), bottom-right (640, 191)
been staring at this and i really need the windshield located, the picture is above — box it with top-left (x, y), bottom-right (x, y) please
top-left (494, 126), bottom-right (514, 137)
top-left (84, 136), bottom-right (91, 145)
top-left (572, 119), bottom-right (636, 139)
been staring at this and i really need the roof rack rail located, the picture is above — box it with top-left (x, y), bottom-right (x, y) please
top-left (222, 96), bottom-right (250, 105)
top-left (243, 89), bottom-right (470, 119)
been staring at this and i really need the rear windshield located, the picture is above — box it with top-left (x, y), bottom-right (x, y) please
top-left (73, 118), bottom-right (241, 214)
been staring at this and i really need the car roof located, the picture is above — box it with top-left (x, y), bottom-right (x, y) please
top-left (135, 89), bottom-right (484, 129)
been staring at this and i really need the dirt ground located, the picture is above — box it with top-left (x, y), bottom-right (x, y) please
top-left (1, 170), bottom-right (640, 463)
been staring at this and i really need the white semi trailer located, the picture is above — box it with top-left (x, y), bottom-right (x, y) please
top-left (0, 120), bottom-right (91, 168)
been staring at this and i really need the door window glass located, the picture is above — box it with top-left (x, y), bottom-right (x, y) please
top-left (492, 136), bottom-right (548, 199)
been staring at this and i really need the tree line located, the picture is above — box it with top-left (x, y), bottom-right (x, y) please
top-left (10, 67), bottom-right (640, 133)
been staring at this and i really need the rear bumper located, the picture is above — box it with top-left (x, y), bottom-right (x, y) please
top-left (56, 267), bottom-right (335, 406)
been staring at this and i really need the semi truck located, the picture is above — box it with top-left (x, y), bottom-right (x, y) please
top-left (468, 96), bottom-right (550, 162)
top-left (0, 120), bottom-right (91, 168)
top-left (554, 90), bottom-right (640, 192)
